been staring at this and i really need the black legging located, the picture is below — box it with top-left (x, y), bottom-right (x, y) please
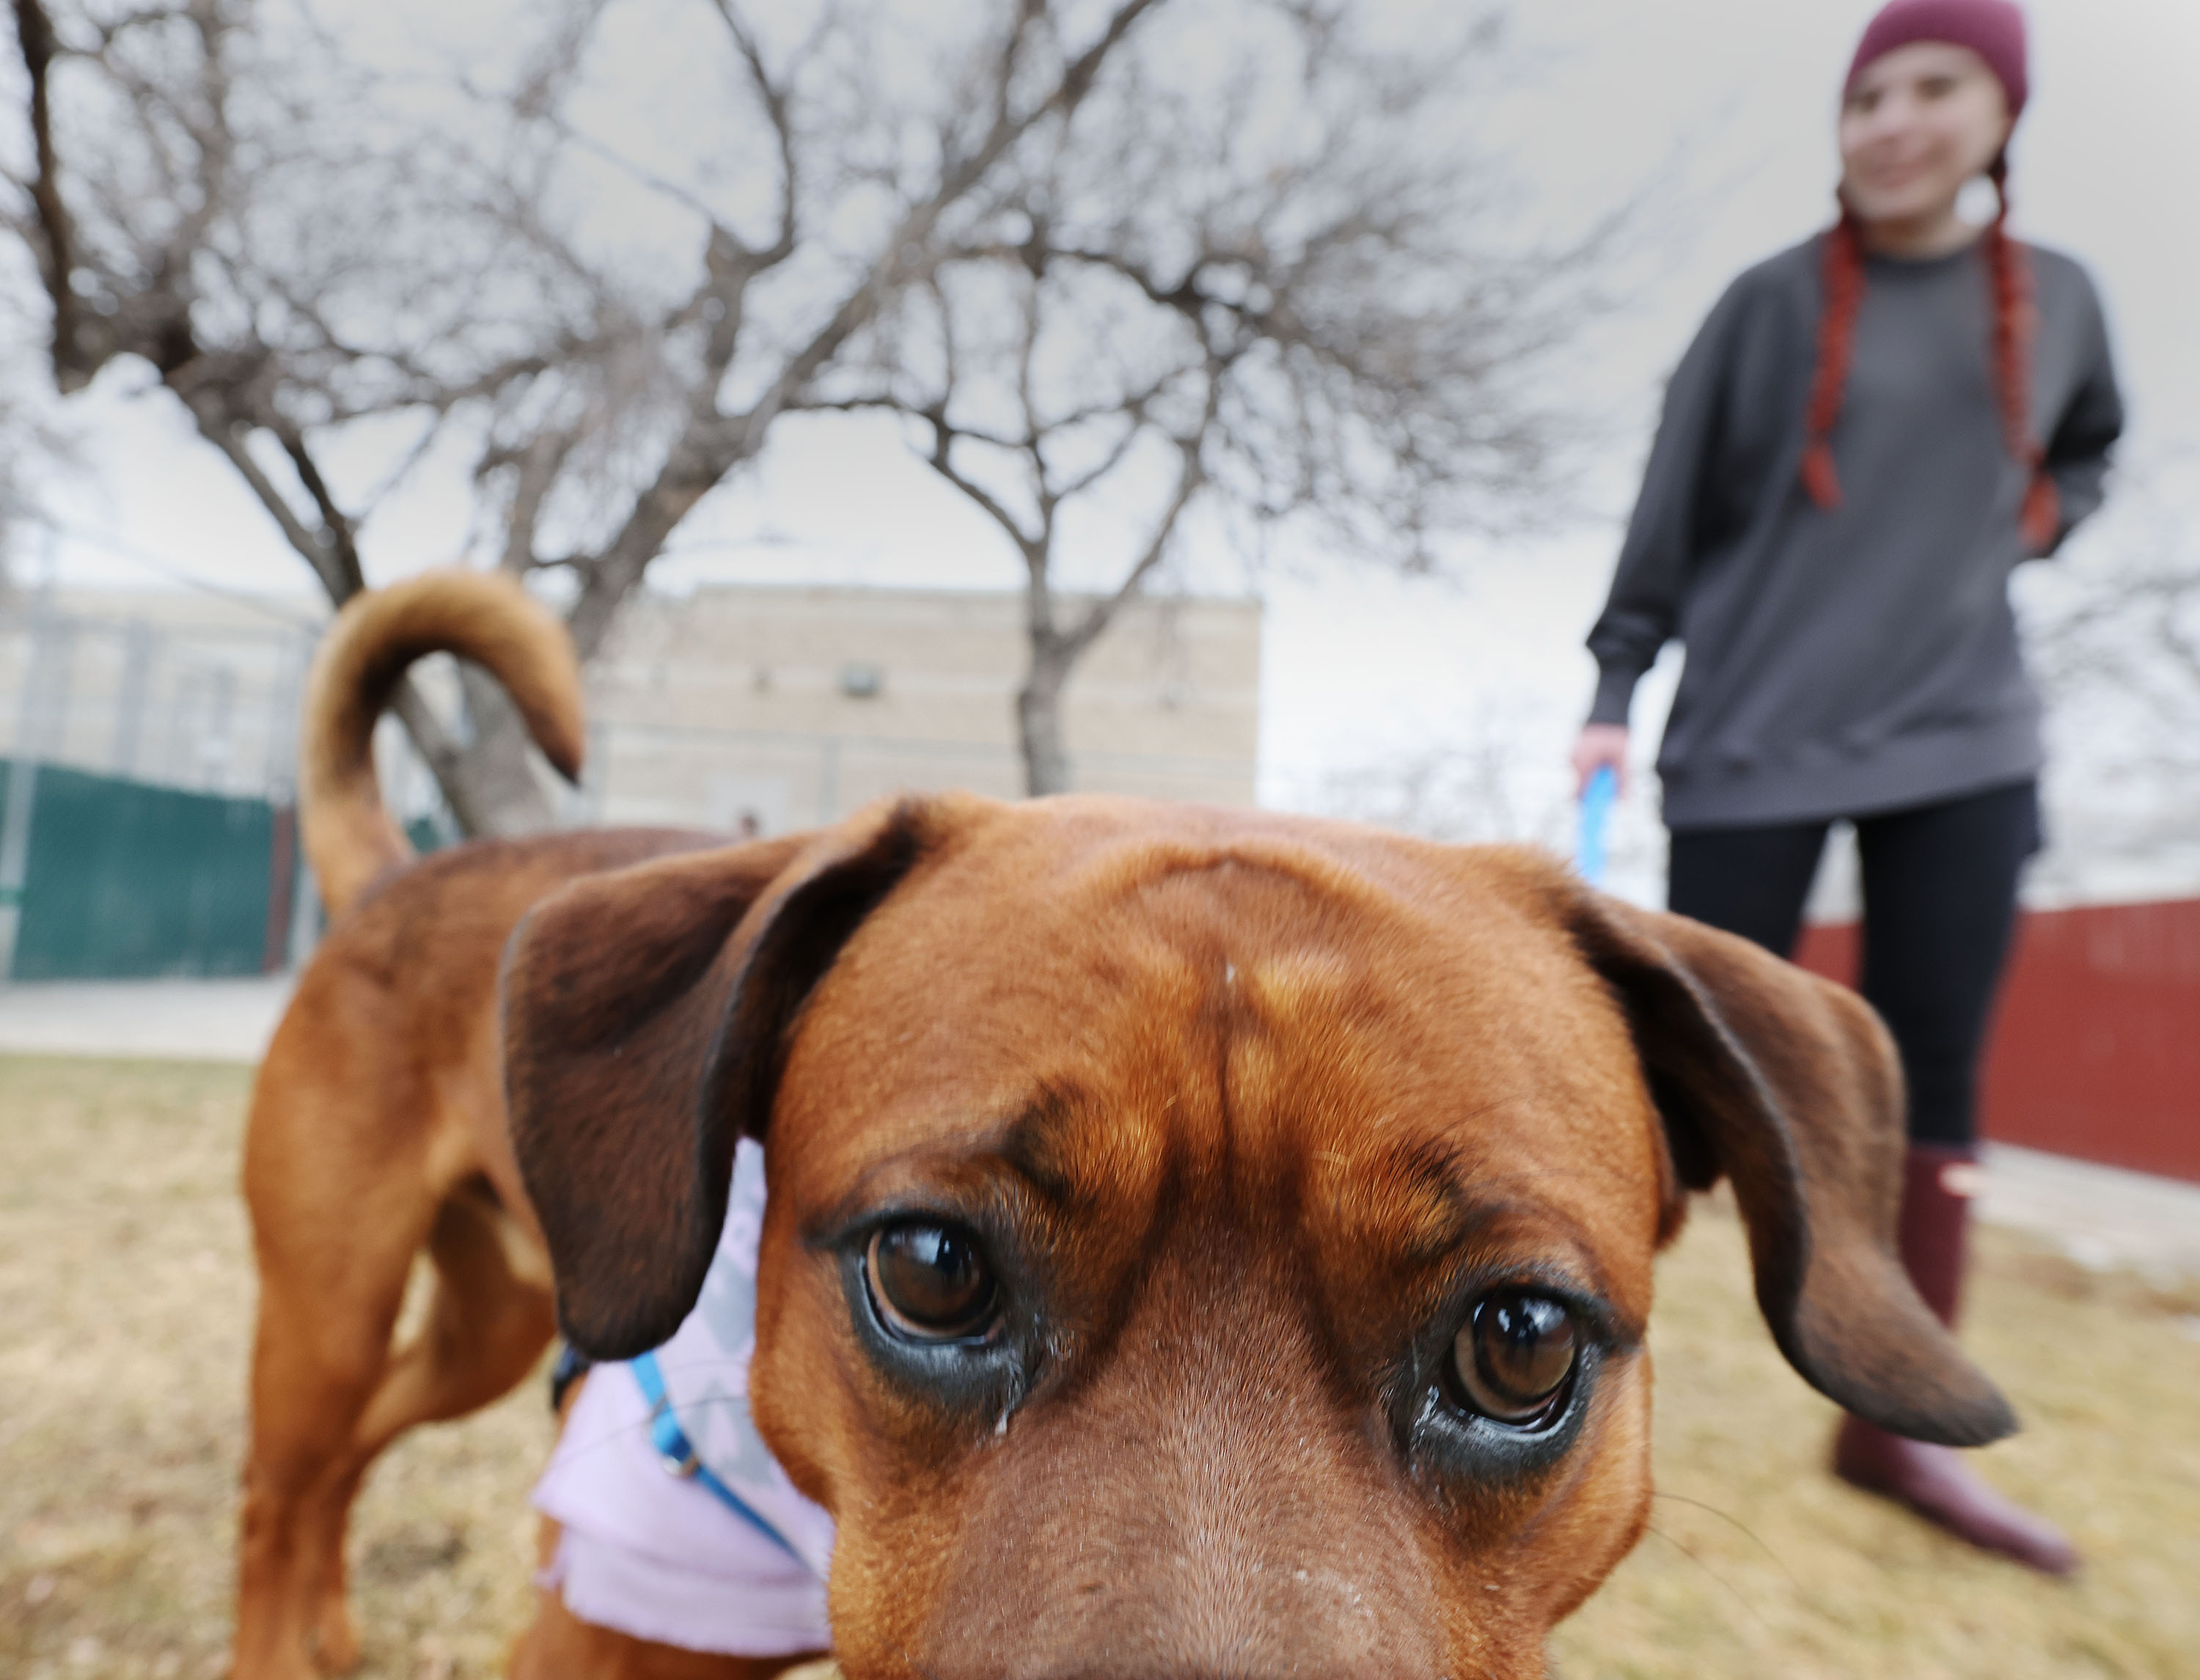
top-left (1666, 780), bottom-right (2039, 1148)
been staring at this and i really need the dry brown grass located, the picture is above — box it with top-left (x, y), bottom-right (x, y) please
top-left (2, 1054), bottom-right (2196, 1679)
top-left (1, 1057), bottom-right (547, 1680)
top-left (1551, 1192), bottom-right (2200, 1679)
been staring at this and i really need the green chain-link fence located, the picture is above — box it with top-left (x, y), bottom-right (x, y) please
top-left (1, 764), bottom-right (295, 980)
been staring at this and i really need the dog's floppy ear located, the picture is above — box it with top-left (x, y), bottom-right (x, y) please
top-left (1567, 887), bottom-right (2015, 1448)
top-left (502, 799), bottom-right (935, 1358)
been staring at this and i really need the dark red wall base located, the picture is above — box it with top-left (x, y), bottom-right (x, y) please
top-left (1794, 899), bottom-right (2200, 1185)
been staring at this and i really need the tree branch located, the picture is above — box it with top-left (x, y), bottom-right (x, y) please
top-left (273, 422), bottom-right (367, 599)
top-left (747, 0), bottom-right (1163, 442)
top-left (170, 390), bottom-right (355, 601)
top-left (1046, 406), bottom-right (1152, 502)
top-left (706, 0), bottom-right (801, 265)
top-left (914, 411), bottom-right (1041, 563)
top-left (564, 0), bottom-right (1165, 659)
top-left (13, 0), bottom-right (93, 388)
top-left (483, 427), bottom-right (581, 574)
top-left (1060, 423), bottom-right (1208, 661)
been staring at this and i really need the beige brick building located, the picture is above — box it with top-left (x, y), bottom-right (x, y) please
top-left (1, 582), bottom-right (1262, 831)
top-left (581, 584), bottom-right (1261, 833)
top-left (0, 587), bottom-right (315, 799)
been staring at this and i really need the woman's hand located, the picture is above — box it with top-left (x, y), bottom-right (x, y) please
top-left (1571, 725), bottom-right (1629, 799)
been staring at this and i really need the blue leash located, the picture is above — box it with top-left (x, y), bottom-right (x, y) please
top-left (630, 1350), bottom-right (804, 1561)
top-left (1577, 764), bottom-right (1616, 888)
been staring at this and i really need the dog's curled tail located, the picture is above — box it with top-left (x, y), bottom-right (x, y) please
top-left (298, 570), bottom-right (585, 918)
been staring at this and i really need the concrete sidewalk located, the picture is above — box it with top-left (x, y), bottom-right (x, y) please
top-left (4, 975), bottom-right (2197, 1283)
top-left (1973, 1144), bottom-right (2200, 1285)
top-left (0, 975), bottom-right (294, 1063)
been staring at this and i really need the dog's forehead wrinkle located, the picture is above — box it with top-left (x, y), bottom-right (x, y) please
top-left (928, 1070), bottom-right (1627, 1314)
top-left (1064, 826), bottom-right (1383, 902)
top-left (991, 1084), bottom-right (1087, 1200)
top-left (1049, 836), bottom-right (1431, 983)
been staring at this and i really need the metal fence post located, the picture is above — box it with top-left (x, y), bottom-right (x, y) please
top-left (0, 596), bottom-right (70, 980)
top-left (0, 758), bottom-right (36, 980)
top-left (262, 631), bottom-right (310, 803)
top-left (110, 618), bottom-right (158, 779)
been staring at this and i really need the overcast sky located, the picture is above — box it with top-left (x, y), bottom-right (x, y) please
top-left (30, 0), bottom-right (2200, 814)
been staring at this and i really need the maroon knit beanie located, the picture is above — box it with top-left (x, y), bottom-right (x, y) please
top-left (1847, 0), bottom-right (2030, 119)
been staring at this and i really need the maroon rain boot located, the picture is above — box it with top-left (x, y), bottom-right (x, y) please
top-left (1832, 1143), bottom-right (2080, 1575)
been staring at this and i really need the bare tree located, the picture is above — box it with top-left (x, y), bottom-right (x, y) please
top-left (834, 256), bottom-right (1218, 794)
top-left (0, 237), bottom-right (62, 594)
top-left (2023, 475), bottom-right (2200, 879)
top-left (0, 381), bottom-right (54, 594)
top-left (3, 0), bottom-right (1165, 832)
top-left (832, 4), bottom-right (1605, 792)
top-left (1305, 697), bottom-right (1668, 905)
top-left (1316, 714), bottom-right (1555, 849)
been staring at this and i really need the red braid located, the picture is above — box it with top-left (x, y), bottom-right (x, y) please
top-left (1799, 166), bottom-right (2059, 550)
top-left (1800, 208), bottom-right (1868, 510)
top-left (1983, 161), bottom-right (2060, 551)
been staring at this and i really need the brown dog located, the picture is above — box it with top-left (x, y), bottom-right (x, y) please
top-left (496, 793), bottom-right (2017, 1679)
top-left (233, 572), bottom-right (780, 1679)
top-left (240, 573), bottom-right (2012, 1680)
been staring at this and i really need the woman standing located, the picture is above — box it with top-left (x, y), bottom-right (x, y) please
top-left (1574, 0), bottom-right (2119, 1574)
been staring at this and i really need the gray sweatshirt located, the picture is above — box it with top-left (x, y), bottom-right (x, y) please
top-left (1586, 233), bottom-right (2122, 829)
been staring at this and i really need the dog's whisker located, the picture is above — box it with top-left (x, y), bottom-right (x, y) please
top-left (1641, 1520), bottom-right (1774, 1637)
top-left (1651, 1489), bottom-right (1801, 1591)
top-left (887, 1635), bottom-right (950, 1680)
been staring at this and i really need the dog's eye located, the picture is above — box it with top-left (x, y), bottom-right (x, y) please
top-left (865, 1223), bottom-right (998, 1342)
top-left (1448, 1290), bottom-right (1577, 1427)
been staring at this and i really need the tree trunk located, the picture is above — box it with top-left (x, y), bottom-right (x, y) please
top-left (1017, 649), bottom-right (1074, 797)
top-left (392, 664), bottom-right (557, 839)
top-left (455, 667), bottom-right (559, 835)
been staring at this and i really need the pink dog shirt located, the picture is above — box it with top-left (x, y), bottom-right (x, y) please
top-left (532, 1140), bottom-right (837, 1655)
